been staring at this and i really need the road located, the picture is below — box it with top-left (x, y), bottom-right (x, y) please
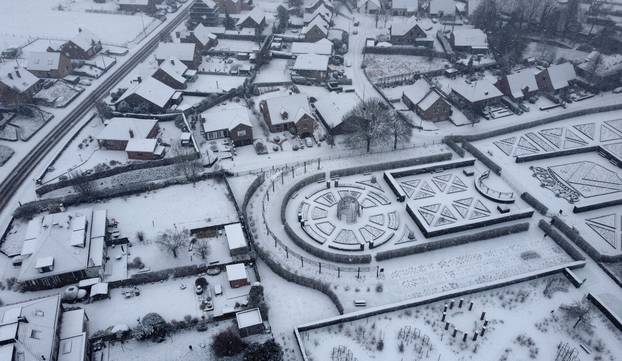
top-left (0, 4), bottom-right (191, 215)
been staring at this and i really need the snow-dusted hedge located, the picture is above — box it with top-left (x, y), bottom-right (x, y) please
top-left (443, 137), bottom-right (465, 157)
top-left (572, 198), bottom-right (622, 213)
top-left (551, 216), bottom-right (622, 262)
top-left (328, 153), bottom-right (452, 179)
top-left (515, 146), bottom-right (598, 163)
top-left (280, 172), bottom-right (326, 222)
top-left (461, 142), bottom-right (502, 175)
top-left (520, 192), bottom-right (549, 215)
top-left (375, 223), bottom-right (529, 261)
top-left (538, 219), bottom-right (586, 262)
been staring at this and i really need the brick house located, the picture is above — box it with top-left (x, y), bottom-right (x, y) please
top-left (402, 79), bottom-right (451, 121)
top-left (55, 28), bottom-right (102, 60)
top-left (535, 62), bottom-right (576, 93)
top-left (313, 92), bottom-right (360, 135)
top-left (115, 77), bottom-right (177, 113)
top-left (450, 79), bottom-right (503, 110)
top-left (236, 7), bottom-right (266, 31)
top-left (26, 51), bottom-right (73, 78)
top-left (389, 17), bottom-right (427, 45)
top-left (215, 0), bottom-right (252, 14)
top-left (260, 93), bottom-right (316, 136)
top-left (201, 105), bottom-right (254, 146)
top-left (182, 24), bottom-right (219, 51)
top-left (97, 117), bottom-right (159, 150)
top-left (361, 0), bottom-right (382, 13)
top-left (0, 65), bottom-right (42, 105)
top-left (152, 57), bottom-right (191, 89)
top-left (302, 16), bottom-right (330, 42)
top-left (450, 28), bottom-right (488, 53)
top-left (155, 42), bottom-right (201, 69)
top-left (495, 71), bottom-right (539, 101)
top-left (125, 138), bottom-right (163, 160)
top-left (190, 0), bottom-right (220, 26)
top-left (226, 263), bottom-right (249, 288)
top-left (117, 0), bottom-right (156, 12)
top-left (292, 53), bottom-right (329, 80)
top-left (305, 0), bottom-right (334, 13)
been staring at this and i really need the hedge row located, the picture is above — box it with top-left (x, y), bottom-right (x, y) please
top-left (462, 142), bottom-right (502, 175)
top-left (573, 197), bottom-right (622, 213)
top-left (328, 153), bottom-right (453, 179)
top-left (280, 172), bottom-right (326, 223)
top-left (109, 263), bottom-right (211, 289)
top-left (444, 137), bottom-right (465, 157)
top-left (36, 152), bottom-right (200, 196)
top-left (521, 192), bottom-right (549, 215)
top-left (538, 219), bottom-right (586, 262)
top-left (515, 146), bottom-right (598, 163)
top-left (375, 223), bottom-right (529, 261)
top-left (551, 216), bottom-right (622, 262)
top-left (255, 244), bottom-right (344, 314)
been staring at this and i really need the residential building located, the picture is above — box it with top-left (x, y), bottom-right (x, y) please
top-left (183, 23), bottom-right (219, 51)
top-left (402, 79), bottom-right (451, 121)
top-left (535, 62), bottom-right (577, 93)
top-left (0, 65), bottom-right (42, 105)
top-left (314, 92), bottom-right (360, 135)
top-left (125, 138), bottom-right (163, 160)
top-left (292, 53), bottom-right (329, 80)
top-left (97, 117), bottom-right (159, 150)
top-left (226, 263), bottom-right (249, 288)
top-left (236, 7), bottom-right (266, 30)
top-left (214, 0), bottom-right (252, 14)
top-left (155, 42), bottom-right (201, 69)
top-left (450, 28), bottom-right (488, 53)
top-left (201, 105), bottom-right (253, 146)
top-left (260, 93), bottom-right (316, 136)
top-left (391, 0), bottom-right (418, 15)
top-left (495, 70), bottom-right (539, 101)
top-left (26, 51), bottom-right (73, 78)
top-left (361, 0), bottom-right (382, 13)
top-left (236, 308), bottom-right (265, 337)
top-left (305, 0), bottom-right (334, 13)
top-left (303, 4), bottom-right (332, 24)
top-left (190, 0), bottom-right (220, 26)
top-left (115, 77), bottom-right (178, 113)
top-left (18, 209), bottom-right (107, 290)
top-left (291, 38), bottom-right (333, 55)
top-left (152, 57), bottom-right (193, 89)
top-left (429, 0), bottom-right (456, 17)
top-left (224, 223), bottom-right (249, 256)
top-left (389, 17), bottom-right (428, 45)
top-left (450, 79), bottom-right (503, 110)
top-left (55, 28), bottom-right (102, 60)
top-left (577, 52), bottom-right (622, 90)
top-left (117, 0), bottom-right (156, 12)
top-left (0, 295), bottom-right (89, 361)
top-left (302, 16), bottom-right (330, 42)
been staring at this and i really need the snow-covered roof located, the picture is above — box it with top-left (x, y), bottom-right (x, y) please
top-left (98, 118), bottom-right (158, 142)
top-left (390, 17), bottom-right (424, 37)
top-left (193, 24), bottom-right (218, 46)
top-left (236, 308), bottom-right (263, 328)
top-left (155, 42), bottom-right (196, 63)
top-left (226, 263), bottom-right (248, 281)
top-left (451, 79), bottom-right (502, 103)
top-left (155, 57), bottom-right (188, 86)
top-left (70, 28), bottom-right (100, 51)
top-left (197, 0), bottom-right (218, 7)
top-left (118, 0), bottom-right (151, 4)
top-left (26, 52), bottom-right (63, 72)
top-left (264, 93), bottom-right (314, 125)
top-left (0, 64), bottom-right (39, 93)
top-left (452, 28), bottom-right (488, 48)
top-left (291, 39), bottom-right (333, 55)
top-left (303, 15), bottom-right (329, 36)
top-left (504, 70), bottom-right (538, 99)
top-left (293, 53), bottom-right (329, 71)
top-left (579, 52), bottom-right (622, 77)
top-left (91, 209), bottom-right (107, 239)
top-left (60, 309), bottom-right (85, 339)
top-left (363, 0), bottom-right (382, 9)
top-left (225, 223), bottom-right (248, 251)
top-left (304, 4), bottom-right (332, 23)
top-left (392, 0), bottom-right (418, 11)
top-left (543, 62), bottom-right (576, 90)
top-left (402, 79), bottom-right (431, 105)
top-left (314, 92), bottom-right (360, 128)
top-left (90, 282), bottom-right (109, 296)
top-left (202, 104), bottom-right (252, 133)
top-left (118, 77), bottom-right (176, 108)
top-left (429, 0), bottom-right (456, 15)
top-left (236, 8), bottom-right (266, 27)
top-left (125, 138), bottom-right (157, 153)
top-left (417, 90), bottom-right (442, 111)
top-left (305, 0), bottom-right (334, 10)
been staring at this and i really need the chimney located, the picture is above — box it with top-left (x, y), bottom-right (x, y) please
top-left (15, 70), bottom-right (21, 78)
top-left (129, 129), bottom-right (135, 138)
top-left (137, 76), bottom-right (142, 83)
top-left (280, 109), bottom-right (288, 120)
top-left (170, 59), bottom-right (175, 65)
top-left (7, 73), bottom-right (13, 80)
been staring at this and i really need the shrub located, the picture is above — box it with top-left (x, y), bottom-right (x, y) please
top-left (211, 329), bottom-right (247, 357)
top-left (133, 313), bottom-right (168, 341)
top-left (244, 339), bottom-right (283, 361)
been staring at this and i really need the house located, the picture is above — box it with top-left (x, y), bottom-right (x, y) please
top-left (0, 65), bottom-right (42, 105)
top-left (117, 0), bottom-right (155, 12)
top-left (56, 28), bottom-right (102, 60)
top-left (577, 52), bottom-right (622, 89)
top-left (314, 92), bottom-right (360, 134)
top-left (152, 57), bottom-right (193, 89)
top-left (0, 295), bottom-right (89, 361)
top-left (125, 138), bottom-right (164, 160)
top-left (115, 77), bottom-right (178, 113)
top-left (495, 71), bottom-right (539, 100)
top-left (302, 16), bottom-right (330, 42)
top-left (18, 209), bottom-right (107, 290)
top-left (535, 62), bottom-right (576, 93)
top-left (236, 8), bottom-right (266, 30)
top-left (155, 42), bottom-right (201, 69)
top-left (391, 0), bottom-right (418, 15)
top-left (183, 24), bottom-right (219, 50)
top-left (303, 4), bottom-right (332, 24)
top-left (97, 117), bottom-right (159, 150)
top-left (226, 263), bottom-right (249, 288)
top-left (190, 0), bottom-right (220, 26)
top-left (224, 223), bottom-right (249, 256)
top-left (215, 0), bottom-right (252, 14)
top-left (260, 93), bottom-right (316, 136)
top-left (305, 0), bottom-right (334, 13)
top-left (291, 38), bottom-right (333, 55)
top-left (292, 54), bottom-right (329, 80)
top-left (450, 79), bottom-right (503, 110)
top-left (202, 105), bottom-right (253, 146)
top-left (429, 0), bottom-right (456, 18)
top-left (236, 308), bottom-right (265, 337)
top-left (389, 17), bottom-right (427, 45)
top-left (361, 0), bottom-right (382, 13)
top-left (402, 79), bottom-right (451, 121)
top-left (450, 28), bottom-right (488, 53)
top-left (26, 51), bottom-right (73, 78)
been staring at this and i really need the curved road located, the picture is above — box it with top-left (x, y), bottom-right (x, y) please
top-left (0, 6), bottom-right (191, 214)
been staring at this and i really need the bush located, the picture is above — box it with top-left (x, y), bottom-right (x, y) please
top-left (128, 257), bottom-right (145, 270)
top-left (211, 328), bottom-right (247, 357)
top-left (244, 339), bottom-right (283, 361)
top-left (133, 313), bottom-right (168, 342)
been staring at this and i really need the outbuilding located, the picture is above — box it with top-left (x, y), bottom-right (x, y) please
top-left (226, 263), bottom-right (249, 288)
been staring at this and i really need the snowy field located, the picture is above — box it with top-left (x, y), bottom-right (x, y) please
top-left (187, 74), bottom-right (247, 94)
top-left (300, 274), bottom-right (622, 361)
top-left (363, 54), bottom-right (450, 82)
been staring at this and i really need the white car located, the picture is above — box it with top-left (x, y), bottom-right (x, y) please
top-left (614, 87), bottom-right (622, 94)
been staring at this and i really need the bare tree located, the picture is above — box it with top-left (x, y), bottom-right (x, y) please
top-left (388, 112), bottom-right (412, 150)
top-left (559, 300), bottom-right (593, 331)
top-left (156, 228), bottom-right (190, 258)
top-left (172, 143), bottom-right (202, 183)
top-left (69, 170), bottom-right (96, 197)
top-left (344, 98), bottom-right (392, 152)
top-left (194, 238), bottom-right (210, 260)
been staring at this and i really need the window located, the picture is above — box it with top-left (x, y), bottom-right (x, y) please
top-left (237, 129), bottom-right (247, 137)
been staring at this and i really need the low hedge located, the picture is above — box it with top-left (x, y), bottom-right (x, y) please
top-left (329, 153), bottom-right (453, 178)
top-left (573, 197), bottom-right (622, 213)
top-left (461, 142), bottom-right (502, 175)
top-left (521, 192), bottom-right (549, 215)
top-left (280, 172), bottom-right (325, 223)
top-left (515, 146), bottom-right (598, 163)
top-left (538, 219), bottom-right (586, 262)
top-left (375, 223), bottom-right (529, 261)
top-left (444, 137), bottom-right (465, 157)
top-left (550, 216), bottom-right (622, 262)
